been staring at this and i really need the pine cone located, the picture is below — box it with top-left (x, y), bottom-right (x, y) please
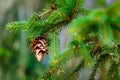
top-left (30, 36), bottom-right (48, 62)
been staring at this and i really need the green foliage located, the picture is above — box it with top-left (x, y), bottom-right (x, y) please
top-left (107, 60), bottom-right (120, 80)
top-left (89, 53), bottom-right (112, 80)
top-left (69, 7), bottom-right (120, 46)
top-left (6, 21), bottom-right (28, 32)
top-left (98, 23), bottom-right (113, 46)
top-left (64, 59), bottom-right (84, 80)
top-left (6, 0), bottom-right (120, 80)
top-left (48, 31), bottom-right (60, 60)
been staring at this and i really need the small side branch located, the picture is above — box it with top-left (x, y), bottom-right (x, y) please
top-left (64, 59), bottom-right (84, 80)
top-left (38, 5), bottom-right (57, 17)
top-left (38, 9), bottom-right (53, 17)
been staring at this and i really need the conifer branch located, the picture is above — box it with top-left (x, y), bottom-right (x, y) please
top-left (42, 47), bottom-right (74, 79)
top-left (79, 43), bottom-right (92, 65)
top-left (38, 9), bottom-right (53, 17)
top-left (38, 0), bottom-right (57, 18)
top-left (71, 0), bottom-right (79, 19)
top-left (53, 31), bottom-right (57, 57)
top-left (38, 5), bottom-right (57, 18)
top-left (6, 0), bottom-right (120, 79)
top-left (107, 59), bottom-right (120, 80)
top-left (51, 47), bottom-right (73, 65)
top-left (6, 21), bottom-right (28, 31)
top-left (89, 61), bottom-right (99, 80)
top-left (44, 20), bottom-right (68, 36)
top-left (64, 59), bottom-right (84, 80)
top-left (89, 53), bottom-right (112, 80)
top-left (42, 66), bottom-right (56, 80)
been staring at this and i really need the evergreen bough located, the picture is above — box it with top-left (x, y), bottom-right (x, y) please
top-left (6, 0), bottom-right (120, 80)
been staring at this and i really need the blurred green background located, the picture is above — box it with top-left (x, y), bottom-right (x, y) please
top-left (0, 0), bottom-right (48, 80)
top-left (0, 0), bottom-right (115, 80)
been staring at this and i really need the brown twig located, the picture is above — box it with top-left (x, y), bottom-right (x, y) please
top-left (38, 9), bottom-right (53, 17)
top-left (38, 5), bottom-right (57, 17)
top-left (71, 0), bottom-right (78, 19)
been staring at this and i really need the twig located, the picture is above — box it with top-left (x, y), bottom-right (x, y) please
top-left (71, 0), bottom-right (79, 19)
top-left (38, 5), bottom-right (57, 17)
top-left (38, 9), bottom-right (53, 17)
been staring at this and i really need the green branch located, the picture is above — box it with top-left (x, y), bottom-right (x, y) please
top-left (64, 59), bottom-right (84, 80)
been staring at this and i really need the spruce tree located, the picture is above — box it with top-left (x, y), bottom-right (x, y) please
top-left (6, 0), bottom-right (120, 80)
